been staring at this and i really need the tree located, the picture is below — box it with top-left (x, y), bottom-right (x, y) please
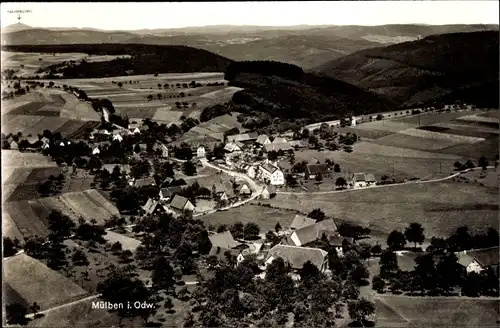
top-left (230, 222), bottom-right (244, 239)
top-left (30, 302), bottom-right (40, 318)
top-left (151, 256), bottom-right (175, 292)
top-left (6, 303), bottom-right (28, 325)
top-left (387, 230), bottom-right (406, 250)
top-left (427, 237), bottom-right (447, 254)
top-left (299, 260), bottom-right (321, 282)
top-left (72, 249), bottom-right (89, 266)
top-left (275, 222), bottom-right (282, 233)
top-left (309, 208), bottom-right (325, 221)
top-left (333, 163), bottom-right (341, 172)
top-left (3, 237), bottom-right (17, 257)
top-left (414, 253), bottom-right (437, 291)
top-left (117, 82), bottom-right (123, 88)
top-left (376, 114), bottom-right (383, 121)
top-left (243, 222), bottom-right (260, 240)
top-left (372, 275), bottom-right (385, 293)
top-left (436, 253), bottom-right (461, 293)
top-left (404, 223), bottom-right (425, 249)
top-left (478, 156), bottom-right (488, 170)
top-left (348, 298), bottom-right (375, 324)
top-left (379, 249), bottom-right (398, 279)
top-left (183, 161), bottom-right (197, 176)
top-left (462, 272), bottom-right (482, 297)
top-left (315, 173), bottom-right (323, 184)
top-left (335, 177), bottom-right (347, 189)
top-left (164, 297), bottom-right (174, 313)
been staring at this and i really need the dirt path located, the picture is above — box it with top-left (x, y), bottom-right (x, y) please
top-left (25, 294), bottom-right (101, 318)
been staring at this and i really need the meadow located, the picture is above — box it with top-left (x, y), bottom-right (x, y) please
top-left (262, 179), bottom-right (498, 239)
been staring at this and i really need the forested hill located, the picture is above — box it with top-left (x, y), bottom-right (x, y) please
top-left (312, 31), bottom-right (499, 107)
top-left (201, 60), bottom-right (397, 130)
top-left (2, 44), bottom-right (233, 78)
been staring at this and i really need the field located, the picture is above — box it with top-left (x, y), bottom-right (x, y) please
top-left (33, 72), bottom-right (241, 124)
top-left (3, 253), bottom-right (89, 311)
top-left (103, 231), bottom-right (141, 251)
top-left (201, 204), bottom-right (297, 232)
top-left (261, 180), bottom-right (498, 238)
top-left (375, 295), bottom-right (500, 328)
top-left (178, 112), bottom-right (245, 145)
top-left (3, 189), bottom-right (120, 241)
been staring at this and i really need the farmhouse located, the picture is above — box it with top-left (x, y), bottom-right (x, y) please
top-left (156, 143), bottom-right (169, 158)
top-left (101, 164), bottom-right (131, 176)
top-left (227, 132), bottom-right (258, 144)
top-left (112, 131), bottom-right (124, 142)
top-left (287, 219), bottom-right (338, 247)
top-left (209, 231), bottom-right (241, 249)
top-left (305, 164), bottom-right (330, 180)
top-left (289, 214), bottom-right (316, 230)
top-left (238, 183), bottom-right (252, 196)
top-left (263, 142), bottom-right (293, 153)
top-left (142, 198), bottom-right (166, 215)
top-left (209, 246), bottom-right (244, 264)
top-left (255, 134), bottom-right (271, 146)
top-left (456, 247), bottom-right (499, 274)
top-left (261, 185), bottom-right (277, 200)
top-left (196, 145), bottom-right (206, 158)
top-left (9, 140), bottom-right (18, 150)
top-left (258, 162), bottom-right (284, 186)
top-left (133, 176), bottom-right (156, 187)
top-left (159, 186), bottom-right (184, 201)
top-left (263, 245), bottom-right (329, 272)
top-left (352, 172), bottom-right (377, 188)
top-left (224, 142), bottom-right (243, 153)
top-left (272, 137), bottom-right (288, 144)
top-left (169, 195), bottom-right (195, 213)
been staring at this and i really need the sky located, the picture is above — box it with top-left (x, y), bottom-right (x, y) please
top-left (1, 1), bottom-right (499, 30)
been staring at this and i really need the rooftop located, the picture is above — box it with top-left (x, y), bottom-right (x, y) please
top-left (267, 245), bottom-right (328, 270)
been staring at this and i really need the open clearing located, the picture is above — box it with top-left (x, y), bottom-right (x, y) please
top-left (375, 295), bottom-right (500, 328)
top-left (201, 204), bottom-right (297, 232)
top-left (103, 231), bottom-right (141, 251)
top-left (3, 253), bottom-right (89, 311)
top-left (260, 180), bottom-right (498, 238)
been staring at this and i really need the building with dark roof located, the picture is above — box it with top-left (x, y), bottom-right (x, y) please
top-left (305, 164), bottom-right (330, 180)
top-left (264, 245), bottom-right (329, 272)
top-left (169, 195), bottom-right (195, 212)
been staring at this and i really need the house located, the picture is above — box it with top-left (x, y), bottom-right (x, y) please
top-left (351, 116), bottom-right (357, 126)
top-left (196, 146), bottom-right (206, 158)
top-left (247, 165), bottom-right (257, 179)
top-left (258, 162), bottom-right (284, 186)
top-left (264, 245), bottom-right (329, 272)
top-left (352, 173), bottom-right (377, 188)
top-left (238, 183), bottom-right (252, 196)
top-left (260, 185), bottom-right (276, 200)
top-left (41, 137), bottom-right (50, 145)
top-left (133, 177), bottom-right (156, 187)
top-left (92, 146), bottom-right (100, 155)
top-left (112, 132), bottom-right (123, 142)
top-left (287, 219), bottom-right (338, 247)
top-left (255, 134), bottom-right (271, 146)
top-left (272, 137), bottom-right (288, 144)
top-left (101, 164), bottom-right (131, 176)
top-left (217, 191), bottom-right (229, 202)
top-left (169, 195), bottom-right (195, 213)
top-left (42, 141), bottom-right (50, 149)
top-left (142, 198), bottom-right (166, 215)
top-left (289, 140), bottom-right (307, 149)
top-left (209, 246), bottom-right (244, 264)
top-left (227, 132), bottom-right (258, 144)
top-left (9, 140), bottom-right (18, 150)
top-left (224, 142), bottom-right (243, 153)
top-left (209, 231), bottom-right (241, 249)
top-left (158, 143), bottom-right (169, 158)
top-left (305, 164), bottom-right (330, 180)
top-left (263, 142), bottom-right (293, 153)
top-left (456, 247), bottom-right (499, 274)
top-left (289, 214), bottom-right (316, 230)
top-left (159, 186), bottom-right (184, 201)
top-left (102, 108), bottom-right (110, 123)
top-left (327, 235), bottom-right (350, 257)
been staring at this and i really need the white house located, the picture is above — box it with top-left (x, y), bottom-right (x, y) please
top-left (197, 146), bottom-right (206, 158)
top-left (112, 134), bottom-right (123, 142)
top-left (256, 134), bottom-right (271, 146)
top-left (352, 173), bottom-right (376, 188)
top-left (351, 116), bottom-right (357, 126)
top-left (92, 146), bottom-right (101, 155)
top-left (247, 165), bottom-right (257, 179)
top-left (272, 137), bottom-right (288, 144)
top-left (102, 108), bottom-right (110, 123)
top-left (263, 245), bottom-right (329, 273)
top-left (259, 162), bottom-right (284, 186)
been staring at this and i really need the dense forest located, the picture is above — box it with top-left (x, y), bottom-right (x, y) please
top-left (2, 44), bottom-right (233, 78)
top-left (201, 60), bottom-right (396, 131)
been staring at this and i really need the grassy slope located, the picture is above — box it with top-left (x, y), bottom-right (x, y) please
top-left (260, 180), bottom-right (498, 238)
top-left (314, 31), bottom-right (499, 107)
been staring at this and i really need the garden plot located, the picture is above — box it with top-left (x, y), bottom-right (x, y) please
top-left (1, 150), bottom-right (57, 169)
top-left (1, 115), bottom-right (44, 135)
top-left (3, 253), bottom-right (89, 311)
top-left (3, 201), bottom-right (49, 239)
top-left (352, 142), bottom-right (461, 159)
top-left (354, 120), bottom-right (417, 133)
top-left (2, 209), bottom-right (25, 241)
top-left (399, 127), bottom-right (485, 144)
top-left (457, 114), bottom-right (499, 124)
top-left (151, 107), bottom-right (183, 122)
